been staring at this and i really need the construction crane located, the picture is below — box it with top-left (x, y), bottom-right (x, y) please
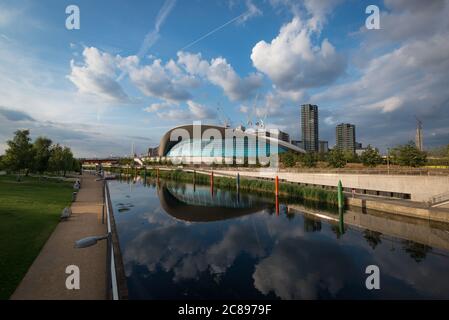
top-left (216, 102), bottom-right (231, 128)
top-left (246, 93), bottom-right (259, 127)
top-left (415, 116), bottom-right (423, 151)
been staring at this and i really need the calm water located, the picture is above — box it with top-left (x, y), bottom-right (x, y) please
top-left (108, 178), bottom-right (449, 300)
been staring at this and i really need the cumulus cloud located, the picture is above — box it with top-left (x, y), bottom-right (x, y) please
top-left (126, 58), bottom-right (194, 102)
top-left (154, 100), bottom-right (216, 121)
top-left (143, 102), bottom-right (171, 113)
top-left (68, 47), bottom-right (129, 102)
top-left (178, 52), bottom-right (263, 101)
top-left (251, 17), bottom-right (345, 92)
top-left (312, 10), bottom-right (449, 149)
top-left (186, 100), bottom-right (216, 119)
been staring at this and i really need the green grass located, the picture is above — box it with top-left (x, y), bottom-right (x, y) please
top-left (0, 175), bottom-right (73, 299)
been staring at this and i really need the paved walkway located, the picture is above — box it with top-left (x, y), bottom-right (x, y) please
top-left (11, 174), bottom-right (107, 300)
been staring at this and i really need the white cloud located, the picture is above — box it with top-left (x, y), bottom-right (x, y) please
top-left (136, 0), bottom-right (177, 59)
top-left (310, 4), bottom-right (449, 150)
top-left (366, 96), bottom-right (404, 113)
top-left (126, 58), bottom-right (194, 102)
top-left (251, 17), bottom-right (345, 92)
top-left (154, 100), bottom-right (216, 121)
top-left (68, 47), bottom-right (129, 102)
top-left (144, 102), bottom-right (171, 113)
top-left (302, 0), bottom-right (343, 32)
top-left (186, 100), bottom-right (216, 119)
top-left (178, 52), bottom-right (263, 101)
top-left (237, 0), bottom-right (262, 24)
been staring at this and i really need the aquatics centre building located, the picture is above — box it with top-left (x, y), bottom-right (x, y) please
top-left (148, 124), bottom-right (305, 165)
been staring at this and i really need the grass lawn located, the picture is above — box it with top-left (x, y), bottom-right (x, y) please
top-left (0, 175), bottom-right (73, 299)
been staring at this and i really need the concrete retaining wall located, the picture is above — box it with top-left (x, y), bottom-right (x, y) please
top-left (213, 170), bottom-right (449, 202)
top-left (347, 197), bottom-right (449, 224)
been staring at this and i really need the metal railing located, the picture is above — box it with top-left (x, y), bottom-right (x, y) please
top-left (104, 180), bottom-right (119, 300)
top-left (430, 191), bottom-right (449, 206)
top-left (204, 166), bottom-right (449, 176)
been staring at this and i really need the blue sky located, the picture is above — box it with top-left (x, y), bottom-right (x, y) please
top-left (1, 0), bottom-right (448, 157)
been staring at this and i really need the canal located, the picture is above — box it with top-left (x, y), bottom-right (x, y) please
top-left (108, 177), bottom-right (449, 299)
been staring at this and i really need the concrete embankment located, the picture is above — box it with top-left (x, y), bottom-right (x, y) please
top-left (346, 196), bottom-right (449, 224)
top-left (11, 174), bottom-right (107, 300)
top-left (288, 204), bottom-right (449, 252)
top-left (210, 169), bottom-right (449, 202)
top-left (188, 168), bottom-right (449, 224)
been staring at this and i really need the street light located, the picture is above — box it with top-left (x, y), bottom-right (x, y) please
top-left (74, 234), bottom-right (109, 248)
top-left (75, 233), bottom-right (114, 299)
top-left (387, 148), bottom-right (390, 175)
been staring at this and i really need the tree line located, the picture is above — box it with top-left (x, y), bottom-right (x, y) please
top-left (0, 130), bottom-right (80, 176)
top-left (280, 141), bottom-right (435, 168)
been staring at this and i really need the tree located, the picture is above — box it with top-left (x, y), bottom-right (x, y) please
top-left (391, 141), bottom-right (427, 167)
top-left (49, 144), bottom-right (75, 176)
top-left (343, 150), bottom-right (359, 163)
top-left (300, 152), bottom-right (317, 168)
top-left (327, 148), bottom-right (346, 168)
top-left (360, 145), bottom-right (383, 167)
top-left (280, 151), bottom-right (297, 167)
top-left (33, 137), bottom-right (52, 174)
top-left (3, 130), bottom-right (35, 174)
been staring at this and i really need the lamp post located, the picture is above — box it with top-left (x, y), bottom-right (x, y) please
top-left (387, 148), bottom-right (390, 175)
top-left (75, 233), bottom-right (112, 299)
top-left (74, 234), bottom-right (110, 248)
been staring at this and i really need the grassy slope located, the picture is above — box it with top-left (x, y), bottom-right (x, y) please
top-left (0, 175), bottom-right (73, 299)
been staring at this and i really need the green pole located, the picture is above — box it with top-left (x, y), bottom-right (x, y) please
top-left (338, 207), bottom-right (345, 235)
top-left (337, 180), bottom-right (344, 210)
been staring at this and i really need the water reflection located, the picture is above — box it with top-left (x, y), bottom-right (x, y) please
top-left (159, 183), bottom-right (270, 222)
top-left (109, 179), bottom-right (449, 300)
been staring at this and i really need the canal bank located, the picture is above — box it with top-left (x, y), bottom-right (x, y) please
top-left (288, 204), bottom-right (449, 252)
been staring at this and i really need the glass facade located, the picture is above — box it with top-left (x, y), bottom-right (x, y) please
top-left (166, 138), bottom-right (289, 160)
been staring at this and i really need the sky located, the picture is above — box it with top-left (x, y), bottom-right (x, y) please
top-left (0, 0), bottom-right (448, 157)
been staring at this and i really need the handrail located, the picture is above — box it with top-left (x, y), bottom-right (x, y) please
top-left (104, 181), bottom-right (119, 300)
top-left (430, 191), bottom-right (449, 205)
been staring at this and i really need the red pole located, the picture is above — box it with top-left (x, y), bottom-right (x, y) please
top-left (276, 194), bottom-right (279, 216)
top-left (275, 176), bottom-right (279, 197)
top-left (210, 171), bottom-right (214, 196)
top-left (275, 175), bottom-right (280, 216)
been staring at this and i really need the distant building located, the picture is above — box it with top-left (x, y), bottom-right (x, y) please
top-left (355, 142), bottom-right (365, 156)
top-left (301, 104), bottom-right (319, 152)
top-left (355, 148), bottom-right (366, 156)
top-left (148, 146), bottom-right (159, 157)
top-left (291, 140), bottom-right (304, 149)
top-left (336, 123), bottom-right (356, 154)
top-left (272, 129), bottom-right (290, 143)
top-left (415, 119), bottom-right (423, 151)
top-left (319, 140), bottom-right (329, 153)
top-left (255, 128), bottom-right (290, 143)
